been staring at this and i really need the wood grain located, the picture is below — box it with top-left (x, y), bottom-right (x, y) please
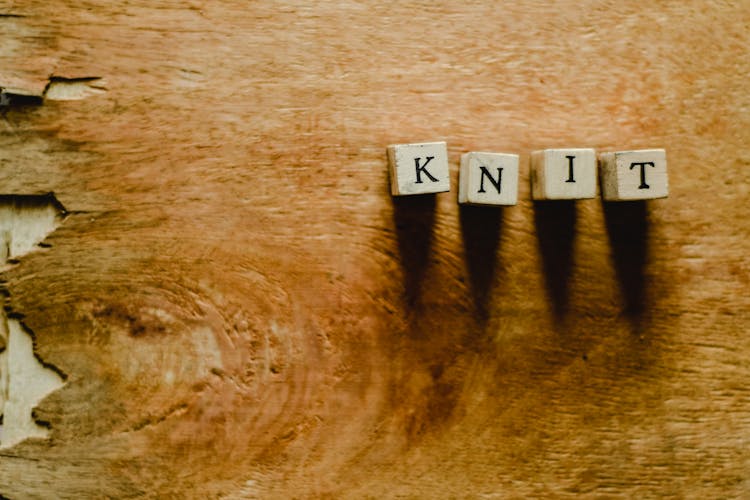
top-left (1, 0), bottom-right (749, 497)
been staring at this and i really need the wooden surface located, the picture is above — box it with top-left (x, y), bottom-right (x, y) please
top-left (1, 1), bottom-right (749, 497)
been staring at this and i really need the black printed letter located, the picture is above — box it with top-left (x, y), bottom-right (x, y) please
top-left (414, 156), bottom-right (438, 183)
top-left (630, 161), bottom-right (655, 189)
top-left (478, 166), bottom-right (503, 193)
top-left (565, 155), bottom-right (576, 183)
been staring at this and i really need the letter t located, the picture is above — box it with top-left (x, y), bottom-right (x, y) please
top-left (630, 161), bottom-right (655, 189)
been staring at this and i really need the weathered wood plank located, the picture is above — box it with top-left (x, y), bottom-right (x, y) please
top-left (1, 0), bottom-right (749, 497)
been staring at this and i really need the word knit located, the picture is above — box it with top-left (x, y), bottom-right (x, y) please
top-left (387, 142), bottom-right (668, 203)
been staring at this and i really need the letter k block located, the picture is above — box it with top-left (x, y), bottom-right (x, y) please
top-left (387, 142), bottom-right (450, 196)
top-left (599, 149), bottom-right (668, 200)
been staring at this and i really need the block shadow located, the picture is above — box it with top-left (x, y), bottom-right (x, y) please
top-left (459, 205), bottom-right (504, 320)
top-left (533, 200), bottom-right (577, 318)
top-left (603, 200), bottom-right (650, 321)
top-left (392, 194), bottom-right (437, 311)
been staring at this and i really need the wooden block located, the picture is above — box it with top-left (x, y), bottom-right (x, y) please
top-left (599, 149), bottom-right (668, 201)
top-left (458, 152), bottom-right (519, 206)
top-left (530, 148), bottom-right (597, 200)
top-left (387, 141), bottom-right (450, 196)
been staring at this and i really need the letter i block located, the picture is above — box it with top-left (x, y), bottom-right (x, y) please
top-left (531, 148), bottom-right (597, 200)
top-left (458, 152), bottom-right (519, 206)
top-left (599, 149), bottom-right (668, 200)
top-left (387, 141), bottom-right (450, 196)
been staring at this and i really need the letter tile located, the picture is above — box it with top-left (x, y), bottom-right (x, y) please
top-left (387, 142), bottom-right (450, 196)
top-left (458, 152), bottom-right (519, 206)
top-left (531, 148), bottom-right (597, 200)
top-left (599, 149), bottom-right (668, 201)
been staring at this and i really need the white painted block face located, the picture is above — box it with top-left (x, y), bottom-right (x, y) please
top-left (530, 148), bottom-right (597, 200)
top-left (387, 141), bottom-right (450, 196)
top-left (600, 149), bottom-right (668, 201)
top-left (458, 152), bottom-right (519, 206)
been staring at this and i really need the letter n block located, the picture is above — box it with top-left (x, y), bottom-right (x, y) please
top-left (387, 142), bottom-right (450, 196)
top-left (458, 152), bottom-right (519, 206)
top-left (599, 149), bottom-right (668, 200)
top-left (531, 148), bottom-right (597, 200)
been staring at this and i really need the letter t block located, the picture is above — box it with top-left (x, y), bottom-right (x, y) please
top-left (387, 141), bottom-right (450, 196)
top-left (599, 149), bottom-right (668, 200)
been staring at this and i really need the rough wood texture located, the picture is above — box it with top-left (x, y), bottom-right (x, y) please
top-left (1, 1), bottom-right (749, 497)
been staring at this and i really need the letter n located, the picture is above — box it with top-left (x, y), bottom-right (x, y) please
top-left (478, 166), bottom-right (503, 193)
